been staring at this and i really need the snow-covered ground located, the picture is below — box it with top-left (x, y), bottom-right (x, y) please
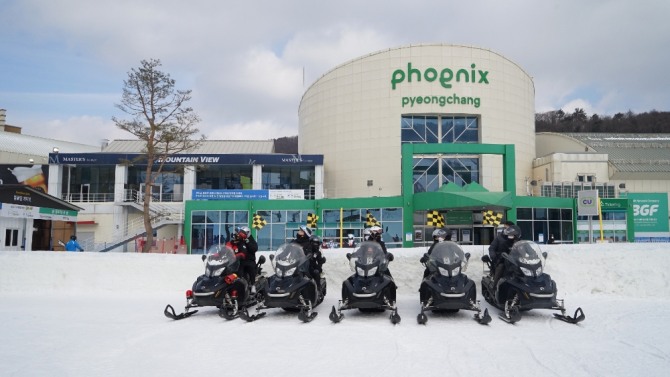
top-left (1, 243), bottom-right (669, 377)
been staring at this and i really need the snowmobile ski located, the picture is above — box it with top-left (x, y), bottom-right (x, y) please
top-left (553, 307), bottom-right (585, 324)
top-left (499, 300), bottom-right (521, 324)
top-left (474, 308), bottom-right (492, 325)
top-left (416, 309), bottom-right (428, 325)
top-left (239, 306), bottom-right (267, 322)
top-left (329, 305), bottom-right (344, 323)
top-left (164, 304), bottom-right (197, 320)
top-left (298, 308), bottom-right (318, 322)
top-left (389, 309), bottom-right (401, 324)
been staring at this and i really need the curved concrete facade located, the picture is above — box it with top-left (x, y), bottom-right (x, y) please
top-left (298, 44), bottom-right (535, 198)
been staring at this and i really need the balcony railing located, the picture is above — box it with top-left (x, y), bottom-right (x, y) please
top-left (61, 191), bottom-right (184, 203)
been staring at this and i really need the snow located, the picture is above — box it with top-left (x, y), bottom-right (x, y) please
top-left (1, 243), bottom-right (669, 377)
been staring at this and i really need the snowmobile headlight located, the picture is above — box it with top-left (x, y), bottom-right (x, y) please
top-left (520, 266), bottom-right (534, 277)
top-left (438, 266), bottom-right (460, 277)
top-left (536, 265), bottom-right (543, 276)
top-left (212, 267), bottom-right (226, 277)
top-left (356, 266), bottom-right (377, 277)
top-left (284, 267), bottom-right (297, 276)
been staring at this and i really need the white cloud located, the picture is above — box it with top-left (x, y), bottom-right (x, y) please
top-left (23, 116), bottom-right (131, 146)
top-left (2, 0), bottom-right (669, 145)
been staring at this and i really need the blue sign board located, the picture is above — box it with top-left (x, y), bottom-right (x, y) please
top-left (192, 189), bottom-right (269, 201)
top-left (49, 153), bottom-right (323, 166)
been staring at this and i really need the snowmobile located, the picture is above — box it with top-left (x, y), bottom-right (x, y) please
top-left (329, 241), bottom-right (401, 324)
top-left (239, 243), bottom-right (327, 323)
top-left (164, 244), bottom-right (267, 320)
top-left (416, 241), bottom-right (491, 325)
top-left (481, 240), bottom-right (585, 324)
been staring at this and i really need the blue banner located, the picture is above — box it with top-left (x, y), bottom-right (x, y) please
top-left (49, 153), bottom-right (323, 166)
top-left (192, 189), bottom-right (269, 201)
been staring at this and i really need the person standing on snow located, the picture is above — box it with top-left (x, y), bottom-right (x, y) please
top-left (345, 234), bottom-right (357, 248)
top-left (66, 235), bottom-right (84, 252)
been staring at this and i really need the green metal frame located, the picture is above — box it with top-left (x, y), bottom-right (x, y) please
top-left (400, 143), bottom-right (516, 246)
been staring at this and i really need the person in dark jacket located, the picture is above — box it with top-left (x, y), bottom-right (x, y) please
top-left (368, 225), bottom-right (393, 276)
top-left (291, 225), bottom-right (325, 290)
top-left (488, 224), bottom-right (521, 287)
top-left (231, 226), bottom-right (259, 292)
top-left (65, 235), bottom-right (84, 252)
top-left (421, 228), bottom-right (450, 278)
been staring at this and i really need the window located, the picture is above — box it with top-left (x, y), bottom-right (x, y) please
top-left (190, 210), bottom-right (249, 254)
top-left (403, 115), bottom-right (481, 193)
top-left (254, 210), bottom-right (312, 251)
top-left (577, 174), bottom-right (596, 183)
top-left (516, 207), bottom-right (573, 243)
top-left (5, 229), bottom-right (19, 247)
top-left (261, 166), bottom-right (315, 191)
top-left (319, 208), bottom-right (403, 248)
top-left (196, 166), bottom-right (252, 189)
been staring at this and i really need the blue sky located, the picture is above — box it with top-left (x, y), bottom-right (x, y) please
top-left (1, 0), bottom-right (669, 146)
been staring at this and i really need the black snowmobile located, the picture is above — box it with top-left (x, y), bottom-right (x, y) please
top-left (240, 243), bottom-right (327, 323)
top-left (329, 241), bottom-right (401, 324)
top-left (416, 241), bottom-right (491, 325)
top-left (164, 244), bottom-right (267, 320)
top-left (481, 240), bottom-right (585, 324)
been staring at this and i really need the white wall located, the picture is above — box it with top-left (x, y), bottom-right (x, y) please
top-left (299, 44), bottom-right (536, 197)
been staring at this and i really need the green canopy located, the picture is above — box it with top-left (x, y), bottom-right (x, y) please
top-left (414, 183), bottom-right (513, 211)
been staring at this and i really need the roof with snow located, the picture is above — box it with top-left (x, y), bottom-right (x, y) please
top-left (0, 130), bottom-right (100, 155)
top-left (537, 132), bottom-right (670, 173)
top-left (103, 139), bottom-right (275, 154)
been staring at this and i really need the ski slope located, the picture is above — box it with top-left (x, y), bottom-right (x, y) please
top-left (1, 243), bottom-right (669, 377)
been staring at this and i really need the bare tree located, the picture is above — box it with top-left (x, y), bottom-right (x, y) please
top-left (113, 59), bottom-right (205, 252)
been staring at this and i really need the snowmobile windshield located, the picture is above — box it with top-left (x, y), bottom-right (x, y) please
top-left (509, 240), bottom-right (546, 278)
top-left (428, 241), bottom-right (466, 277)
top-left (204, 245), bottom-right (239, 277)
top-left (350, 241), bottom-right (387, 277)
top-left (273, 243), bottom-right (309, 278)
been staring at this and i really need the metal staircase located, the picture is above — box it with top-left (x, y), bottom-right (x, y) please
top-left (83, 190), bottom-right (184, 252)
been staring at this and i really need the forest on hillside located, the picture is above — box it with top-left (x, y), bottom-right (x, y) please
top-left (535, 109), bottom-right (670, 133)
top-left (274, 110), bottom-right (670, 154)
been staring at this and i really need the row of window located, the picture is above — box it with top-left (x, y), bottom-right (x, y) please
top-left (403, 115), bottom-right (481, 192)
top-left (60, 165), bottom-right (316, 202)
top-left (190, 208), bottom-right (404, 253)
top-left (540, 183), bottom-right (617, 199)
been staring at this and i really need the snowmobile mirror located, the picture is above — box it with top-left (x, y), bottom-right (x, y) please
top-left (346, 253), bottom-right (352, 260)
top-left (387, 253), bottom-right (394, 262)
top-left (201, 255), bottom-right (207, 262)
top-left (465, 252), bottom-right (471, 261)
top-left (542, 252), bottom-right (548, 259)
top-left (258, 255), bottom-right (266, 265)
top-left (481, 255), bottom-right (491, 263)
top-left (269, 254), bottom-right (275, 261)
